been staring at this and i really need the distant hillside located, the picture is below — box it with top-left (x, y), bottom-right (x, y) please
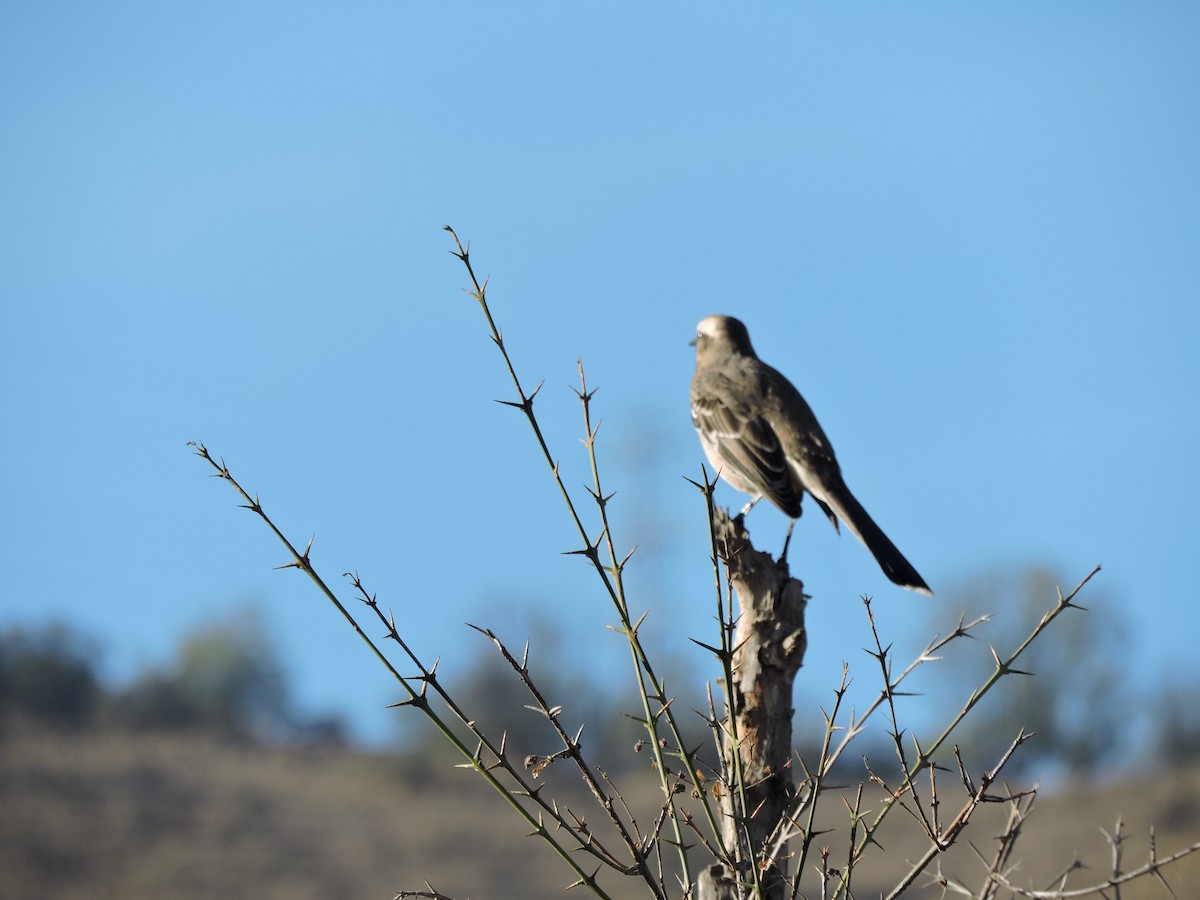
top-left (3, 723), bottom-right (1198, 898)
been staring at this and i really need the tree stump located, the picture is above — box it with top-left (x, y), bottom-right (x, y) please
top-left (697, 507), bottom-right (808, 900)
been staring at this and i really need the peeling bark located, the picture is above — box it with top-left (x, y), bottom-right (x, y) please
top-left (698, 508), bottom-right (807, 900)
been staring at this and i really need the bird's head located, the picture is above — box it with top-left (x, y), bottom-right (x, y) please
top-left (691, 314), bottom-right (756, 360)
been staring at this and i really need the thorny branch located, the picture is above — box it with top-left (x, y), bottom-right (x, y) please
top-left (189, 441), bottom-right (617, 899)
top-left (446, 225), bottom-right (726, 887)
top-left (190, 229), bottom-right (1200, 900)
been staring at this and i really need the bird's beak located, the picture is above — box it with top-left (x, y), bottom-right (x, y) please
top-left (688, 337), bottom-right (698, 347)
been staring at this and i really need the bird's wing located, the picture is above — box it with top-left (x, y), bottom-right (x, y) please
top-left (779, 427), bottom-right (841, 530)
top-left (691, 384), bottom-right (803, 517)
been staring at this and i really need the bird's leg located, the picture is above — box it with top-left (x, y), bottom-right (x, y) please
top-left (737, 496), bottom-right (761, 521)
top-left (780, 518), bottom-right (796, 563)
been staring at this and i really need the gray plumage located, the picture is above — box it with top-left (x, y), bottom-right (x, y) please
top-left (690, 314), bottom-right (931, 595)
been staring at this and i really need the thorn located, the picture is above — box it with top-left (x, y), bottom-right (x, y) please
top-left (630, 609), bottom-right (648, 638)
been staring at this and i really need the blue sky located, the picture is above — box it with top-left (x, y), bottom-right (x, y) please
top-left (2, 3), bottom-right (1198, 747)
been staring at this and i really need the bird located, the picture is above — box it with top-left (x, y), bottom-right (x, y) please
top-left (689, 314), bottom-right (931, 594)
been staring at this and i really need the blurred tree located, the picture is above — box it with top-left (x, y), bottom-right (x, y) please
top-left (174, 611), bottom-right (290, 733)
top-left (1150, 676), bottom-right (1200, 765)
top-left (108, 671), bottom-right (196, 730)
top-left (929, 566), bottom-right (1129, 778)
top-left (405, 616), bottom-right (653, 777)
top-left (0, 623), bottom-right (101, 727)
top-left (111, 610), bottom-right (291, 738)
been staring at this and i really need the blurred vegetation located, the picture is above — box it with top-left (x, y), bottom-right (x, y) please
top-left (925, 566), bottom-right (1158, 778)
top-left (408, 621), bottom-right (709, 778)
top-left (2, 567), bottom-right (1199, 897)
top-left (0, 612), bottom-right (347, 745)
top-left (1152, 676), bottom-right (1200, 766)
top-left (0, 622), bottom-right (101, 728)
top-left (2, 705), bottom-right (1198, 899)
top-left (2, 566), bottom-right (1198, 770)
top-left (109, 611), bottom-right (292, 736)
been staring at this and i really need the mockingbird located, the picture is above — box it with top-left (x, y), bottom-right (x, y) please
top-left (690, 314), bottom-right (931, 594)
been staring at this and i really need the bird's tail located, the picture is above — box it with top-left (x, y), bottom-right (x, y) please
top-left (816, 478), bottom-right (932, 595)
